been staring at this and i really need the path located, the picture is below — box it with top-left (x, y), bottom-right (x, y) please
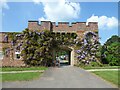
top-left (1, 68), bottom-right (119, 73)
top-left (86, 69), bottom-right (119, 72)
top-left (2, 66), bottom-right (116, 88)
top-left (1, 70), bottom-right (44, 74)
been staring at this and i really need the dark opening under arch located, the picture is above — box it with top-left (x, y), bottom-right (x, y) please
top-left (53, 46), bottom-right (74, 66)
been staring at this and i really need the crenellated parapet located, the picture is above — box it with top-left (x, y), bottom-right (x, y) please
top-left (28, 21), bottom-right (98, 37)
top-left (28, 21), bottom-right (52, 31)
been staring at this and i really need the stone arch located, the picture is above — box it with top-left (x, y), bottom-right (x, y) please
top-left (52, 46), bottom-right (75, 66)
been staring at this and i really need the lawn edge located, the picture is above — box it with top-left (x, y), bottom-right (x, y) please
top-left (88, 71), bottom-right (118, 88)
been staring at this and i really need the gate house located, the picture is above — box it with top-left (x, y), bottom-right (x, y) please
top-left (0, 21), bottom-right (98, 67)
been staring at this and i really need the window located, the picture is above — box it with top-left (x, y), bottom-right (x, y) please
top-left (15, 52), bottom-right (21, 59)
top-left (16, 54), bottom-right (20, 59)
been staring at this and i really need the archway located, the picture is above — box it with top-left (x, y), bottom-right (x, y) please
top-left (52, 46), bottom-right (74, 66)
top-left (56, 50), bottom-right (70, 66)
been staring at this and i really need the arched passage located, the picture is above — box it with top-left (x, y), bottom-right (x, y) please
top-left (52, 46), bottom-right (74, 66)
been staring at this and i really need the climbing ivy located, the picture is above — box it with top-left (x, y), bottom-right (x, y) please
top-left (21, 29), bottom-right (53, 66)
top-left (76, 32), bottom-right (102, 66)
top-left (2, 28), bottom-right (102, 67)
top-left (21, 29), bottom-right (77, 66)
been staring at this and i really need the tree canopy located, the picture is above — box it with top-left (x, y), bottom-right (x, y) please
top-left (101, 35), bottom-right (120, 66)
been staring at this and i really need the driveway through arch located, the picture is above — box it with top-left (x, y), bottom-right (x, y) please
top-left (2, 66), bottom-right (116, 88)
top-left (52, 46), bottom-right (75, 66)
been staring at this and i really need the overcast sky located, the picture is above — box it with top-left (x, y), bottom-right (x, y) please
top-left (1, 0), bottom-right (118, 44)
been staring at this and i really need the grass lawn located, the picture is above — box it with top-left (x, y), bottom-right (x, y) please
top-left (93, 71), bottom-right (119, 87)
top-left (1, 66), bottom-right (48, 72)
top-left (0, 73), bottom-right (1, 82)
top-left (82, 66), bottom-right (119, 70)
top-left (0, 67), bottom-right (48, 82)
top-left (81, 65), bottom-right (119, 87)
top-left (2, 72), bottom-right (42, 82)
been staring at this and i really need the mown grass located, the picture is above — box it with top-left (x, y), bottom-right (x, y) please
top-left (93, 71), bottom-right (119, 87)
top-left (82, 66), bottom-right (119, 70)
top-left (1, 67), bottom-right (48, 82)
top-left (1, 66), bottom-right (48, 72)
top-left (0, 73), bottom-right (2, 82)
top-left (2, 72), bottom-right (42, 82)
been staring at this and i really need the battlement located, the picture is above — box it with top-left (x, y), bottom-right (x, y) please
top-left (28, 21), bottom-right (51, 31)
top-left (28, 21), bottom-right (98, 26)
top-left (28, 21), bottom-right (98, 35)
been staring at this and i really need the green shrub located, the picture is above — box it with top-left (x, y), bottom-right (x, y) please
top-left (90, 62), bottom-right (103, 67)
top-left (96, 52), bottom-right (101, 58)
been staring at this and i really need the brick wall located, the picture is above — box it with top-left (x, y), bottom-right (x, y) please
top-left (0, 21), bottom-right (98, 67)
top-left (0, 32), bottom-right (25, 67)
top-left (28, 21), bottom-right (52, 31)
top-left (28, 21), bottom-right (98, 37)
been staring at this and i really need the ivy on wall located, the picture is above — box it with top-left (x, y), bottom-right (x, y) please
top-left (21, 29), bottom-right (77, 66)
top-left (2, 47), bottom-right (10, 57)
top-left (76, 32), bottom-right (102, 66)
top-left (21, 29), bottom-right (53, 66)
top-left (2, 29), bottom-right (102, 67)
top-left (3, 29), bottom-right (119, 67)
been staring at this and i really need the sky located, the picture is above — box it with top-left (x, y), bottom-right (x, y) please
top-left (1, 0), bottom-right (118, 45)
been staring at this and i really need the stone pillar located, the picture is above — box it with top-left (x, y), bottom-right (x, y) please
top-left (70, 48), bottom-right (74, 66)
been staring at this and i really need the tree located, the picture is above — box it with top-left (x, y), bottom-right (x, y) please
top-left (101, 35), bottom-right (120, 66)
top-left (104, 42), bottom-right (120, 66)
top-left (104, 35), bottom-right (119, 46)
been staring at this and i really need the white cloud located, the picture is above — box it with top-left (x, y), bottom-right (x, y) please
top-left (87, 14), bottom-right (118, 30)
top-left (0, 0), bottom-right (9, 9)
top-left (37, 0), bottom-right (80, 22)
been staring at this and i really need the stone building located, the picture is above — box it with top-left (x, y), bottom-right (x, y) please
top-left (0, 21), bottom-right (98, 67)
